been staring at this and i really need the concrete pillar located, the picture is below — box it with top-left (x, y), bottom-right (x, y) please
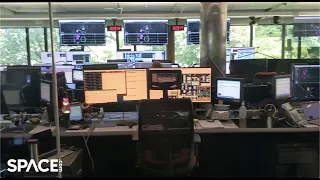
top-left (166, 29), bottom-right (175, 63)
top-left (200, 2), bottom-right (227, 77)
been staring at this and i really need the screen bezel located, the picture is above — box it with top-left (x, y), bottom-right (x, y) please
top-left (83, 68), bottom-right (149, 105)
top-left (123, 20), bottom-right (169, 46)
top-left (291, 63), bottom-right (320, 102)
top-left (148, 67), bottom-right (212, 103)
top-left (214, 77), bottom-right (244, 103)
top-left (272, 74), bottom-right (292, 100)
top-left (40, 79), bottom-right (52, 105)
top-left (58, 19), bottom-right (106, 46)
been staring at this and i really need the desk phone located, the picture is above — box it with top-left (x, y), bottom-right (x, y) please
top-left (281, 102), bottom-right (303, 122)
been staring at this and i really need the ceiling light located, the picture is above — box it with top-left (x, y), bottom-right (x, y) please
top-left (104, 8), bottom-right (113, 10)
top-left (145, 6), bottom-right (148, 7)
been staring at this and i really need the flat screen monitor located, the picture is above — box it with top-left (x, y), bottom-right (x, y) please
top-left (186, 18), bottom-right (231, 44)
top-left (215, 77), bottom-right (244, 103)
top-left (123, 20), bottom-right (168, 45)
top-left (293, 17), bottom-right (320, 37)
top-left (229, 59), bottom-right (267, 83)
top-left (149, 68), bottom-right (212, 103)
top-left (83, 69), bottom-right (148, 104)
top-left (273, 75), bottom-right (291, 100)
top-left (40, 80), bottom-right (51, 102)
top-left (72, 69), bottom-right (83, 82)
top-left (58, 20), bottom-right (106, 46)
top-left (291, 64), bottom-right (319, 101)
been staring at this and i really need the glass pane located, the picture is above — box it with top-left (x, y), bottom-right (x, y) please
top-left (0, 29), bottom-right (28, 65)
top-left (119, 30), bottom-right (134, 51)
top-left (229, 26), bottom-right (251, 48)
top-left (136, 45), bottom-right (165, 51)
top-left (286, 25), bottom-right (320, 59)
top-left (29, 28), bottom-right (45, 65)
top-left (253, 25), bottom-right (282, 59)
top-left (84, 30), bottom-right (117, 63)
top-left (47, 28), bottom-right (79, 52)
top-left (175, 30), bottom-right (200, 67)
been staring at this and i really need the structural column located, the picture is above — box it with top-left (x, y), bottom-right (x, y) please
top-left (200, 2), bottom-right (227, 77)
top-left (166, 29), bottom-right (175, 63)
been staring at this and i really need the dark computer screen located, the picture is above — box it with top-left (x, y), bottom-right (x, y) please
top-left (4, 66), bottom-right (41, 108)
top-left (58, 20), bottom-right (106, 46)
top-left (229, 59), bottom-right (267, 83)
top-left (291, 64), bottom-right (319, 101)
top-left (123, 20), bottom-right (168, 45)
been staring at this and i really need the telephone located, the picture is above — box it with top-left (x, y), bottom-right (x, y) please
top-left (281, 102), bottom-right (303, 122)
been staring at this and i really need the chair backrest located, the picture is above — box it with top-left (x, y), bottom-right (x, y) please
top-left (138, 98), bottom-right (194, 177)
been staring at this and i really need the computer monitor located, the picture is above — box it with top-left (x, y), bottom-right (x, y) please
top-left (149, 68), bottom-right (212, 103)
top-left (72, 69), bottom-right (83, 82)
top-left (83, 69), bottom-right (148, 104)
top-left (272, 75), bottom-right (291, 100)
top-left (40, 80), bottom-right (51, 103)
top-left (215, 77), bottom-right (244, 103)
top-left (291, 64), bottom-right (319, 101)
top-left (229, 59), bottom-right (267, 83)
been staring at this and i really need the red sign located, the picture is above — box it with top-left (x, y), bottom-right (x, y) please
top-left (171, 25), bottom-right (184, 31)
top-left (107, 26), bottom-right (122, 31)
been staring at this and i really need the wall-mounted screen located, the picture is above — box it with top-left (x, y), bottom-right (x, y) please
top-left (58, 20), bottom-right (106, 46)
top-left (186, 18), bottom-right (231, 44)
top-left (123, 20), bottom-right (168, 45)
top-left (293, 17), bottom-right (320, 37)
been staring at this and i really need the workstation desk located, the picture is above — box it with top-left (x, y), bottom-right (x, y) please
top-left (1, 118), bottom-right (319, 139)
top-left (1, 117), bottom-right (319, 178)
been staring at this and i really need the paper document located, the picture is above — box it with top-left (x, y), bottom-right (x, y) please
top-left (29, 126), bottom-right (56, 134)
top-left (198, 120), bottom-right (224, 129)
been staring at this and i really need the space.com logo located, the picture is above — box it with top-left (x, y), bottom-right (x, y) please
top-left (7, 159), bottom-right (62, 173)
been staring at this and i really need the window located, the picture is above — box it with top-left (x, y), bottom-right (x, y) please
top-left (253, 25), bottom-right (282, 59)
top-left (47, 28), bottom-right (117, 63)
top-left (286, 25), bottom-right (320, 59)
top-left (229, 26), bottom-right (251, 48)
top-left (47, 28), bottom-right (79, 52)
top-left (136, 45), bottom-right (165, 51)
top-left (119, 30), bottom-right (134, 51)
top-left (29, 28), bottom-right (45, 65)
top-left (0, 29), bottom-right (28, 65)
top-left (174, 30), bottom-right (200, 67)
top-left (84, 31), bottom-right (117, 63)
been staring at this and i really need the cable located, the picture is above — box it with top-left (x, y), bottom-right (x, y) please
top-left (264, 104), bottom-right (278, 118)
top-left (81, 126), bottom-right (94, 172)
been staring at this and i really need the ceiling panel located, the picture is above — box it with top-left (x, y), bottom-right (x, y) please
top-left (118, 2), bottom-right (176, 11)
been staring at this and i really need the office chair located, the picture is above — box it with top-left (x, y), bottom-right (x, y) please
top-left (252, 72), bottom-right (277, 85)
top-left (138, 98), bottom-right (196, 177)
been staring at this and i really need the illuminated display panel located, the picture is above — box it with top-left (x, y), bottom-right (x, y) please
top-left (149, 68), bottom-right (212, 102)
top-left (83, 69), bottom-right (148, 104)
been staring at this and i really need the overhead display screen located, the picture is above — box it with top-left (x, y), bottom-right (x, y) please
top-left (123, 20), bottom-right (168, 45)
top-left (186, 18), bottom-right (231, 44)
top-left (58, 20), bottom-right (106, 46)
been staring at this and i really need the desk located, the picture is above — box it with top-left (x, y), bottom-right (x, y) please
top-left (0, 119), bottom-right (319, 139)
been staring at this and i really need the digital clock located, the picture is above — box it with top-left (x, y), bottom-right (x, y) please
top-left (171, 25), bottom-right (184, 31)
top-left (107, 26), bottom-right (122, 31)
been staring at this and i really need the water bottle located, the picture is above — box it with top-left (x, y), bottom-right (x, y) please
top-left (239, 101), bottom-right (247, 128)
